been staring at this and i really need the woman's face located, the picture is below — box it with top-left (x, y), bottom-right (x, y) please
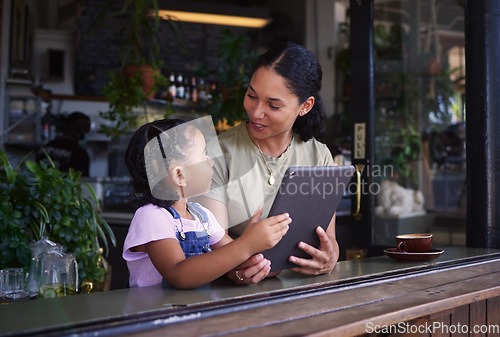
top-left (244, 67), bottom-right (304, 142)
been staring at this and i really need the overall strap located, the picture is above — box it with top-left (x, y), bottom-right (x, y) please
top-left (167, 206), bottom-right (180, 219)
top-left (186, 202), bottom-right (209, 223)
top-left (167, 203), bottom-right (208, 223)
top-left (167, 203), bottom-right (211, 238)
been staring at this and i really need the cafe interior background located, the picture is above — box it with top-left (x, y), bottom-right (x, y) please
top-left (0, 0), bottom-right (467, 289)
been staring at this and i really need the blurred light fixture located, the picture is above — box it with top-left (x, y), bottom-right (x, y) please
top-left (157, 1), bottom-right (272, 28)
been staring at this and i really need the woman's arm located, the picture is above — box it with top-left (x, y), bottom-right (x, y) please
top-left (147, 210), bottom-right (290, 289)
top-left (288, 213), bottom-right (339, 275)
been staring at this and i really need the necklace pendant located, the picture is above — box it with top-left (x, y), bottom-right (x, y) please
top-left (268, 175), bottom-right (275, 185)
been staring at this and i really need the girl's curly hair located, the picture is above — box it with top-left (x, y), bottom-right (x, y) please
top-left (125, 118), bottom-right (196, 209)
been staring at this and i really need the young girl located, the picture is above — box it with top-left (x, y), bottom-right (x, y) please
top-left (123, 118), bottom-right (290, 289)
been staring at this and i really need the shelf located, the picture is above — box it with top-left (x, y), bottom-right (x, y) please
top-left (51, 94), bottom-right (108, 102)
top-left (147, 98), bottom-right (209, 111)
top-left (6, 78), bottom-right (33, 85)
top-left (3, 83), bottom-right (43, 147)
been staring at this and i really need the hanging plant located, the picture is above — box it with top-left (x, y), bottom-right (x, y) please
top-left (87, 0), bottom-right (178, 136)
top-left (99, 66), bottom-right (167, 136)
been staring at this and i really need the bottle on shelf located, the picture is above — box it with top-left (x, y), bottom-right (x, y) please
top-left (198, 78), bottom-right (207, 103)
top-left (184, 76), bottom-right (191, 102)
top-left (190, 76), bottom-right (198, 103)
top-left (176, 73), bottom-right (185, 100)
top-left (209, 82), bottom-right (221, 101)
top-left (206, 82), bottom-right (215, 103)
top-left (168, 73), bottom-right (177, 101)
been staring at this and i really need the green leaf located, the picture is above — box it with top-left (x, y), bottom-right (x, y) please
top-left (25, 161), bottom-right (43, 176)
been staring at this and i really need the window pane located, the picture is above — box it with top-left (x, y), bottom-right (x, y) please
top-left (372, 0), bottom-right (466, 247)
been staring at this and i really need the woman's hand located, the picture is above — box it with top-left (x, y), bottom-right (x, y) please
top-left (289, 225), bottom-right (339, 275)
top-left (229, 208), bottom-right (290, 285)
top-left (227, 253), bottom-right (271, 285)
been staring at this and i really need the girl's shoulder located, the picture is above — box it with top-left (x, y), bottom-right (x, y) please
top-left (133, 204), bottom-right (173, 220)
top-left (125, 204), bottom-right (179, 254)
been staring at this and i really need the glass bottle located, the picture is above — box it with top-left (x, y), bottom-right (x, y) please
top-left (184, 76), bottom-right (191, 102)
top-left (168, 73), bottom-right (177, 101)
top-left (198, 78), bottom-right (207, 102)
top-left (191, 76), bottom-right (198, 103)
top-left (176, 73), bottom-right (185, 100)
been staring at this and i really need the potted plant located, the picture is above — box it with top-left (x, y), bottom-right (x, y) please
top-left (0, 149), bottom-right (116, 289)
top-left (89, 0), bottom-right (175, 135)
top-left (388, 124), bottom-right (421, 186)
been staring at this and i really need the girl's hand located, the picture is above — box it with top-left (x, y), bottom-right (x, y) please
top-left (239, 207), bottom-right (291, 254)
top-left (289, 226), bottom-right (338, 275)
top-left (227, 254), bottom-right (271, 285)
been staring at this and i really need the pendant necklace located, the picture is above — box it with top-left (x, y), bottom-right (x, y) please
top-left (255, 136), bottom-right (292, 185)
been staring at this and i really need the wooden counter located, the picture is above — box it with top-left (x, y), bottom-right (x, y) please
top-left (1, 247), bottom-right (500, 337)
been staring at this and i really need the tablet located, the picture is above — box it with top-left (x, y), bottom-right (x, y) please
top-left (262, 165), bottom-right (355, 271)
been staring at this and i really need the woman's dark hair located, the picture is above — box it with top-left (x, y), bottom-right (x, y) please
top-left (254, 41), bottom-right (326, 141)
top-left (125, 118), bottom-right (193, 209)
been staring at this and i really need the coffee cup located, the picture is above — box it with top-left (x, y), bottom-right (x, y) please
top-left (396, 234), bottom-right (433, 253)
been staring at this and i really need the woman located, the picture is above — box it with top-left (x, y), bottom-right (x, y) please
top-left (200, 42), bottom-right (338, 284)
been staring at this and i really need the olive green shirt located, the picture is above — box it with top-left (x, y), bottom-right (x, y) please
top-left (206, 123), bottom-right (334, 236)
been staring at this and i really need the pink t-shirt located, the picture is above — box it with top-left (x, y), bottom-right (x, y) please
top-left (123, 203), bottom-right (225, 287)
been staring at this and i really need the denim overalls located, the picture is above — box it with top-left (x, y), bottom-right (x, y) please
top-left (161, 202), bottom-right (212, 288)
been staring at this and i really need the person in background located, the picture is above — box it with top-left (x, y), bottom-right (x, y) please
top-left (122, 118), bottom-right (290, 288)
top-left (37, 112), bottom-right (91, 176)
top-left (198, 42), bottom-right (338, 283)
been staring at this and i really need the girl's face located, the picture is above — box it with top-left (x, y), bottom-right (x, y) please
top-left (179, 129), bottom-right (214, 198)
top-left (244, 67), bottom-right (307, 142)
